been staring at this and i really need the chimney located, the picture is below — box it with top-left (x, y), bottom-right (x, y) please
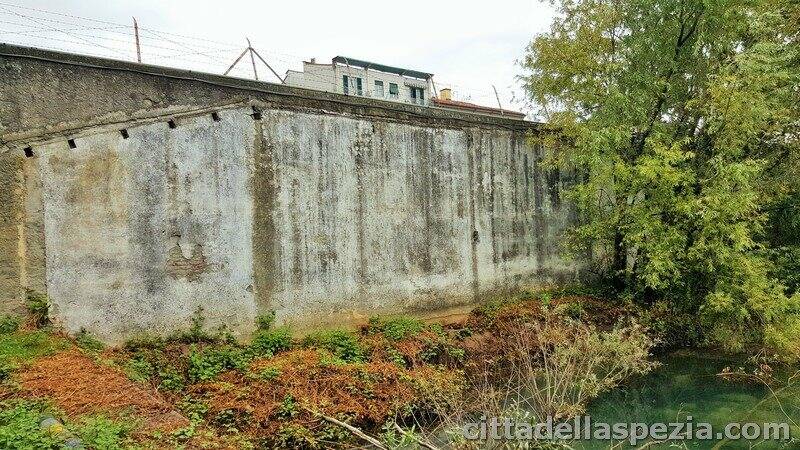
top-left (440, 88), bottom-right (452, 101)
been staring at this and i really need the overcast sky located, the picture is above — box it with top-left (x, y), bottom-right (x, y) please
top-left (0, 0), bottom-right (555, 112)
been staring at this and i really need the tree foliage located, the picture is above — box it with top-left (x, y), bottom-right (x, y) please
top-left (522, 0), bottom-right (800, 357)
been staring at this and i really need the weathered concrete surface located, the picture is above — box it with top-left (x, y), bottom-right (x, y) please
top-left (34, 114), bottom-right (257, 342)
top-left (0, 151), bottom-right (46, 316)
top-left (257, 111), bottom-right (576, 329)
top-left (0, 44), bottom-right (579, 342)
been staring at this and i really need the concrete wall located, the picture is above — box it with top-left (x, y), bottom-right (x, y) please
top-left (36, 114), bottom-right (256, 340)
top-left (0, 44), bottom-right (578, 343)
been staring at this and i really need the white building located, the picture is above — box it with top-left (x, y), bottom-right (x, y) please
top-left (285, 56), bottom-right (434, 106)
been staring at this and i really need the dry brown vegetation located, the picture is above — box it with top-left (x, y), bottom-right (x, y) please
top-left (0, 289), bottom-right (654, 449)
top-left (17, 350), bottom-right (189, 434)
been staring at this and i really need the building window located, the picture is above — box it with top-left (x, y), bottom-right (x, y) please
top-left (410, 87), bottom-right (425, 105)
top-left (388, 83), bottom-right (399, 99)
top-left (374, 80), bottom-right (384, 98)
top-left (343, 75), bottom-right (363, 96)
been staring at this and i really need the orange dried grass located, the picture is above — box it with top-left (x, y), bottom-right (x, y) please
top-left (17, 350), bottom-right (188, 432)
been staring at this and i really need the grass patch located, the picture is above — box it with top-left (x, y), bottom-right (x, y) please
top-left (0, 331), bottom-right (69, 366)
top-left (0, 316), bottom-right (20, 334)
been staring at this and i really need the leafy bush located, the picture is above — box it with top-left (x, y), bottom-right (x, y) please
top-left (768, 246), bottom-right (800, 296)
top-left (385, 347), bottom-right (406, 367)
top-left (471, 300), bottom-right (505, 322)
top-left (213, 408), bottom-right (250, 433)
top-left (249, 327), bottom-right (292, 357)
top-left (273, 424), bottom-right (319, 448)
top-left (763, 309), bottom-right (800, 363)
top-left (187, 345), bottom-right (249, 382)
top-left (639, 301), bottom-right (703, 349)
top-left (368, 316), bottom-right (426, 341)
top-left (417, 334), bottom-right (465, 366)
top-left (276, 394), bottom-right (298, 419)
top-left (302, 329), bottom-right (364, 363)
top-left (318, 350), bottom-right (349, 368)
top-left (0, 316), bottom-right (20, 334)
top-left (0, 362), bottom-right (12, 382)
top-left (539, 293), bottom-right (553, 309)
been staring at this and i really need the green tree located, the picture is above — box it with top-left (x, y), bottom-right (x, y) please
top-left (522, 0), bottom-right (800, 356)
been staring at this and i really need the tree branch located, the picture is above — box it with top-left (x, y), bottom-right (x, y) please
top-left (303, 407), bottom-right (388, 450)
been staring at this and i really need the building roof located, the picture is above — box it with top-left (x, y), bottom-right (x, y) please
top-left (332, 56), bottom-right (432, 80)
top-left (432, 98), bottom-right (526, 119)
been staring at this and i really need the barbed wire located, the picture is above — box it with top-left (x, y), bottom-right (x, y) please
top-left (0, 2), bottom-right (526, 111)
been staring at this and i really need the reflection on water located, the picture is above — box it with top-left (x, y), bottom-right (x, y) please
top-left (577, 351), bottom-right (800, 449)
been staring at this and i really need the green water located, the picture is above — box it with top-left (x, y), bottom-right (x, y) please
top-left (576, 351), bottom-right (800, 449)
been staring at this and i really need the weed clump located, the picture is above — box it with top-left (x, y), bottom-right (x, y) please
top-left (276, 394), bottom-right (298, 419)
top-left (255, 311), bottom-right (277, 331)
top-left (177, 396), bottom-right (210, 424)
top-left (173, 307), bottom-right (217, 344)
top-left (558, 300), bottom-right (585, 320)
top-left (25, 290), bottom-right (49, 328)
top-left (256, 366), bottom-right (281, 381)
